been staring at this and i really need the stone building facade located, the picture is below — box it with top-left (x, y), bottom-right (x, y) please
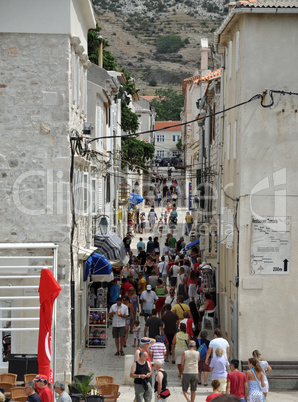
top-left (0, 0), bottom-right (96, 380)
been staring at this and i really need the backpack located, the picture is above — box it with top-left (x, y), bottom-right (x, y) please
top-left (197, 339), bottom-right (208, 360)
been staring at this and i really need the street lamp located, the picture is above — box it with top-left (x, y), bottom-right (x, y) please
top-left (98, 215), bottom-right (109, 236)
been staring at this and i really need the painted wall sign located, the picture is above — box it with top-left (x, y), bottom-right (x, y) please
top-left (250, 217), bottom-right (291, 275)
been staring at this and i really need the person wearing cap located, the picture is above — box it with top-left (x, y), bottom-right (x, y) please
top-left (53, 382), bottom-right (71, 402)
top-left (134, 337), bottom-right (156, 369)
top-left (181, 341), bottom-right (200, 402)
top-left (33, 375), bottom-right (53, 402)
top-left (24, 381), bottom-right (41, 402)
top-left (140, 285), bottom-right (158, 319)
top-left (108, 297), bottom-right (129, 356)
top-left (153, 360), bottom-right (169, 401)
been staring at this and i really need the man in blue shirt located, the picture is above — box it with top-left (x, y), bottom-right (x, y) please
top-left (109, 279), bottom-right (121, 307)
top-left (137, 237), bottom-right (146, 252)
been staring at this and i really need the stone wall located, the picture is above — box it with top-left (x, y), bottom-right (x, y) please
top-left (0, 32), bottom-right (78, 379)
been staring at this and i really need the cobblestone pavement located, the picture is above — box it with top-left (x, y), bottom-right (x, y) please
top-left (79, 187), bottom-right (298, 400)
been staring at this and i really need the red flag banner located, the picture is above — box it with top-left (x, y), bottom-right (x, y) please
top-left (38, 269), bottom-right (61, 382)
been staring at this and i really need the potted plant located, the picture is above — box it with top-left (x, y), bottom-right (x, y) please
top-left (70, 373), bottom-right (95, 399)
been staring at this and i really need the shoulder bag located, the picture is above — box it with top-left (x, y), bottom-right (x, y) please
top-left (251, 368), bottom-right (266, 402)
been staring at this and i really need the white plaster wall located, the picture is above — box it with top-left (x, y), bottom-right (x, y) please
top-left (219, 12), bottom-right (298, 360)
top-left (154, 129), bottom-right (181, 158)
top-left (0, 0), bottom-right (95, 51)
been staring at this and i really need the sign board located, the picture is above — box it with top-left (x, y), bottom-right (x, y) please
top-left (250, 217), bottom-right (291, 275)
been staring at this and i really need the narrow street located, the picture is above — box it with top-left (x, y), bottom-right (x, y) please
top-left (78, 169), bottom-right (298, 401)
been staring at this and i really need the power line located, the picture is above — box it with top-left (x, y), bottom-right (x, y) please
top-left (87, 89), bottom-right (296, 143)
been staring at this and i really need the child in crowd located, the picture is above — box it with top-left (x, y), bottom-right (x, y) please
top-left (132, 319), bottom-right (141, 347)
top-left (164, 210), bottom-right (168, 225)
top-left (158, 218), bottom-right (164, 236)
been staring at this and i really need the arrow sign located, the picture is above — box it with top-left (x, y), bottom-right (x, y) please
top-left (283, 259), bottom-right (289, 272)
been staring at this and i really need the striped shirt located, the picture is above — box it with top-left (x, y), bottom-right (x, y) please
top-left (150, 342), bottom-right (166, 362)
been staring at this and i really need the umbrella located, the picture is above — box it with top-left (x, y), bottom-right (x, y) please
top-left (94, 230), bottom-right (129, 265)
top-left (128, 192), bottom-right (144, 205)
top-left (38, 269), bottom-right (61, 383)
top-left (84, 252), bottom-right (112, 281)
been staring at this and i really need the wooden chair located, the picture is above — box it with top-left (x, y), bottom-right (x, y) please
top-left (11, 386), bottom-right (27, 402)
top-left (98, 384), bottom-right (120, 402)
top-left (24, 374), bottom-right (38, 383)
top-left (0, 373), bottom-right (17, 396)
top-left (95, 375), bottom-right (114, 387)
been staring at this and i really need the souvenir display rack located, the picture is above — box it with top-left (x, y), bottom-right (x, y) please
top-left (88, 308), bottom-right (108, 348)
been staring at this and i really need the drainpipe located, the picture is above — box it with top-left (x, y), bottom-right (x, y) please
top-left (205, 101), bottom-right (211, 256)
top-left (216, 54), bottom-right (225, 328)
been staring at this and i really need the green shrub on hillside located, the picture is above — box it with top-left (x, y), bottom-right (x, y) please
top-left (156, 34), bottom-right (184, 53)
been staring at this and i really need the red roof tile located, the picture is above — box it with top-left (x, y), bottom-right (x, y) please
top-left (155, 121), bottom-right (181, 131)
top-left (141, 96), bottom-right (157, 101)
top-left (194, 68), bottom-right (221, 84)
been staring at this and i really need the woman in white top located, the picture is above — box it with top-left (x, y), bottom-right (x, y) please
top-left (170, 263), bottom-right (180, 288)
top-left (121, 265), bottom-right (133, 279)
top-left (252, 349), bottom-right (272, 398)
top-left (176, 266), bottom-right (187, 288)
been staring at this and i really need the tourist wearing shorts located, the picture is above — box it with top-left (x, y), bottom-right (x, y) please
top-left (209, 347), bottom-right (230, 393)
top-left (109, 297), bottom-right (128, 356)
top-left (181, 341), bottom-right (200, 402)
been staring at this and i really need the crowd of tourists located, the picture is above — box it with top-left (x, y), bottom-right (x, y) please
top-left (106, 179), bottom-right (271, 402)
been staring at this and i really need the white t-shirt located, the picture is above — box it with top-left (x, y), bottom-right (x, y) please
top-left (109, 303), bottom-right (129, 327)
top-left (140, 290), bottom-right (158, 314)
top-left (148, 211), bottom-right (156, 221)
top-left (163, 246), bottom-right (169, 255)
top-left (209, 337), bottom-right (230, 358)
top-left (165, 295), bottom-right (177, 307)
top-left (158, 261), bottom-right (168, 275)
top-left (179, 318), bottom-right (195, 331)
top-left (172, 264), bottom-right (180, 277)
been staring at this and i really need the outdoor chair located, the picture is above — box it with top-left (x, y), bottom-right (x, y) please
top-left (202, 308), bottom-right (216, 330)
top-left (70, 395), bottom-right (81, 402)
top-left (85, 395), bottom-right (104, 402)
top-left (95, 375), bottom-right (114, 387)
top-left (98, 384), bottom-right (120, 402)
top-left (24, 374), bottom-right (38, 383)
top-left (11, 386), bottom-right (27, 402)
top-left (0, 373), bottom-right (17, 396)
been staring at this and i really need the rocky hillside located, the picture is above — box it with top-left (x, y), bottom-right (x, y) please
top-left (92, 0), bottom-right (228, 94)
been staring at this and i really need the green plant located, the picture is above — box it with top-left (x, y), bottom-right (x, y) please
top-left (156, 34), bottom-right (184, 54)
top-left (71, 374), bottom-right (94, 398)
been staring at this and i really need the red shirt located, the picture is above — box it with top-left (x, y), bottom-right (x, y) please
top-left (38, 386), bottom-right (53, 402)
top-left (206, 393), bottom-right (223, 401)
top-left (227, 370), bottom-right (247, 398)
top-left (121, 282), bottom-right (133, 297)
top-left (194, 262), bottom-right (200, 273)
top-left (206, 299), bottom-right (215, 310)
